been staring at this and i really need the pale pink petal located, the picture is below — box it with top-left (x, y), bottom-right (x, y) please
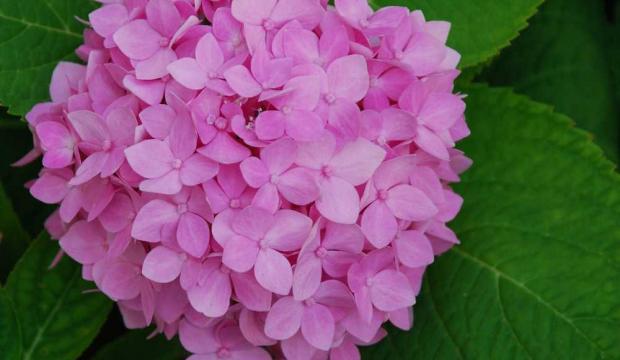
top-left (277, 168), bottom-right (319, 205)
top-left (251, 183), bottom-right (280, 213)
top-left (180, 154), bottom-right (219, 186)
top-left (70, 151), bottom-right (107, 186)
top-left (231, 0), bottom-right (276, 25)
top-left (386, 185), bottom-right (438, 221)
top-left (60, 221), bottom-right (106, 264)
top-left (420, 92), bottom-right (465, 132)
top-left (100, 148), bottom-right (125, 177)
top-left (285, 110), bottom-right (325, 142)
top-left (381, 108), bottom-right (417, 141)
top-left (122, 75), bottom-right (165, 105)
top-left (334, 0), bottom-right (372, 28)
top-left (361, 201), bottom-right (398, 249)
top-left (327, 99), bottom-right (361, 140)
top-left (30, 173), bottom-right (69, 204)
top-left (113, 20), bottom-right (162, 60)
top-left (261, 137), bottom-right (296, 175)
top-left (89, 4), bottom-right (129, 37)
top-left (329, 138), bottom-right (386, 186)
top-left (323, 222), bottom-right (364, 253)
top-left (402, 33), bottom-right (446, 76)
top-left (188, 269), bottom-right (232, 317)
top-left (330, 339), bottom-right (360, 360)
top-left (131, 199), bottom-right (179, 242)
top-left (370, 269), bottom-right (415, 311)
top-left (395, 230), bottom-right (434, 267)
top-left (301, 303), bottom-right (335, 351)
top-left (327, 54), bottom-right (369, 102)
top-left (196, 33), bottom-right (225, 72)
top-left (240, 157), bottom-right (270, 188)
top-left (283, 28), bottom-right (319, 64)
top-left (295, 133), bottom-right (336, 169)
top-left (139, 170), bottom-right (183, 195)
top-left (231, 272), bottom-right (273, 312)
top-left (198, 132), bottom-right (251, 164)
top-left (142, 246), bottom-right (185, 283)
top-left (139, 104), bottom-right (175, 139)
top-left (264, 296), bottom-right (303, 340)
top-left (255, 248), bottom-right (293, 295)
top-left (223, 235), bottom-right (259, 272)
top-left (254, 110), bottom-right (286, 140)
top-left (168, 58), bottom-right (207, 90)
top-left (280, 333), bottom-right (317, 360)
top-left (67, 110), bottom-right (107, 143)
top-left (42, 149), bottom-right (73, 169)
top-left (265, 210), bottom-right (312, 251)
top-left (135, 48), bottom-right (177, 80)
top-left (232, 206), bottom-right (273, 240)
top-left (366, 6), bottom-right (408, 35)
top-left (270, 0), bottom-right (324, 28)
top-left (316, 177), bottom-right (360, 224)
top-left (177, 212), bottom-right (210, 258)
top-left (292, 255), bottom-right (321, 301)
top-left (224, 65), bottom-right (262, 98)
top-left (124, 139), bottom-right (174, 178)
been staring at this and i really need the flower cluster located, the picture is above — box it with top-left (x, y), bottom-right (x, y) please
top-left (22, 0), bottom-right (471, 358)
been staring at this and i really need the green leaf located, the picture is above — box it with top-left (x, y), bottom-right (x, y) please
top-left (6, 233), bottom-right (113, 360)
top-left (371, 0), bottom-right (543, 68)
top-left (362, 85), bottom-right (620, 359)
top-left (0, 288), bottom-right (22, 359)
top-left (0, 181), bottom-right (30, 283)
top-left (0, 0), bottom-right (95, 116)
top-left (481, 0), bottom-right (619, 162)
top-left (91, 328), bottom-right (188, 360)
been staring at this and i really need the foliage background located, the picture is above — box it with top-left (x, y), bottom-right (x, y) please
top-left (0, 0), bottom-right (619, 359)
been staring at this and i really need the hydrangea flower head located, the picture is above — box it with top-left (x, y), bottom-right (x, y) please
top-left (22, 0), bottom-right (472, 358)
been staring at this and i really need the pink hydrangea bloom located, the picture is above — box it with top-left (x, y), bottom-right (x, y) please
top-left (22, 0), bottom-right (471, 358)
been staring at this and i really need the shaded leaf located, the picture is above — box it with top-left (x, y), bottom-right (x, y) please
top-left (91, 328), bottom-right (188, 360)
top-left (0, 287), bottom-right (22, 359)
top-left (0, 0), bottom-right (94, 115)
top-left (0, 181), bottom-right (30, 283)
top-left (362, 85), bottom-right (620, 359)
top-left (371, 0), bottom-right (543, 68)
top-left (6, 233), bottom-right (113, 360)
top-left (481, 0), bottom-right (619, 162)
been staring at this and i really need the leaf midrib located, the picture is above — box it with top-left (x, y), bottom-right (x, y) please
top-left (22, 268), bottom-right (80, 360)
top-left (450, 247), bottom-right (609, 357)
top-left (0, 11), bottom-right (81, 39)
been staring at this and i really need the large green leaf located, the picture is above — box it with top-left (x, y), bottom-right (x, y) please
top-left (362, 85), bottom-right (620, 359)
top-left (0, 287), bottom-right (22, 359)
top-left (91, 328), bottom-right (188, 360)
top-left (481, 0), bottom-right (619, 162)
top-left (0, 0), bottom-right (95, 116)
top-left (371, 0), bottom-right (542, 68)
top-left (0, 181), bottom-right (30, 283)
top-left (6, 233), bottom-right (113, 360)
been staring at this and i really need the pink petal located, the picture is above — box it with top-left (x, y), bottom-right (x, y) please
top-left (223, 235), bottom-right (260, 272)
top-left (395, 230), bottom-right (434, 268)
top-left (261, 137), bottom-right (296, 175)
top-left (240, 157), bottom-right (270, 188)
top-left (231, 0), bottom-right (276, 25)
top-left (367, 6), bottom-right (408, 35)
top-left (124, 139), bottom-right (174, 178)
top-left (139, 104), bottom-right (175, 139)
top-left (70, 151), bottom-right (107, 186)
top-left (100, 148), bottom-right (126, 178)
top-left (224, 65), bottom-right (262, 98)
top-left (198, 132), bottom-right (251, 164)
top-left (139, 170), bottom-right (183, 195)
top-left (361, 201), bottom-right (398, 249)
top-left (285, 110), bottom-right (325, 142)
top-left (323, 222), bottom-right (364, 253)
top-left (113, 20), bottom-right (162, 60)
top-left (255, 248), bottom-right (293, 295)
top-left (254, 110), bottom-right (286, 140)
top-left (105, 107), bottom-right (137, 145)
top-left (329, 138), bottom-right (386, 186)
top-left (30, 172), bottom-right (69, 204)
top-left (402, 33), bottom-right (446, 77)
top-left (295, 133), bottom-right (336, 169)
top-left (381, 108), bottom-right (418, 141)
top-left (334, 0), bottom-right (372, 28)
top-left (265, 210), bottom-right (312, 252)
top-left (283, 28), bottom-right (319, 64)
top-left (277, 168), bottom-right (319, 205)
top-left (67, 110), bottom-right (107, 143)
top-left (37, 121), bottom-right (72, 149)
top-left (386, 185), bottom-right (438, 221)
top-left (60, 221), bottom-right (106, 264)
top-left (145, 0), bottom-right (182, 37)
top-left (123, 75), bottom-right (165, 105)
top-left (370, 269), bottom-right (415, 311)
top-left (270, 0), bottom-right (324, 28)
top-left (327, 99), bottom-right (361, 140)
top-left (264, 296), bottom-right (303, 340)
top-left (231, 272), bottom-right (273, 312)
top-left (327, 54), bottom-right (369, 102)
top-left (142, 246), bottom-right (185, 283)
top-left (42, 149), bottom-right (73, 169)
top-left (301, 303), bottom-right (335, 351)
top-left (251, 183), bottom-right (280, 213)
top-left (131, 199), bottom-right (179, 242)
top-left (292, 255), bottom-right (322, 301)
top-left (135, 48), bottom-right (177, 80)
top-left (180, 154), bottom-right (219, 186)
top-left (232, 206), bottom-right (273, 239)
top-left (188, 269), bottom-right (231, 317)
top-left (177, 212), bottom-right (210, 258)
top-left (89, 4), bottom-right (129, 37)
top-left (316, 176), bottom-right (360, 224)
top-left (196, 33), bottom-right (225, 72)
top-left (97, 261), bottom-right (142, 300)
top-left (168, 58), bottom-right (207, 90)
top-left (420, 92), bottom-right (465, 132)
